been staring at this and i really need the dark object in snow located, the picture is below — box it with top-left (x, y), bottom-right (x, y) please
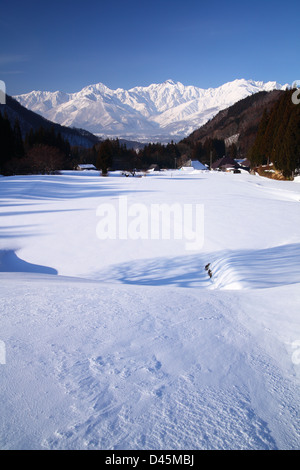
top-left (205, 263), bottom-right (213, 278)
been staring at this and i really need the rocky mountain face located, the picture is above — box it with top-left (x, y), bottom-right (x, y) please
top-left (14, 79), bottom-right (287, 143)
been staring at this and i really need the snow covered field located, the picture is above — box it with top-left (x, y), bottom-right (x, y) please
top-left (0, 169), bottom-right (300, 450)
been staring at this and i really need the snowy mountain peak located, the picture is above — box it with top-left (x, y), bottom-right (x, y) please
top-left (80, 82), bottom-right (112, 95)
top-left (163, 79), bottom-right (177, 85)
top-left (14, 78), bottom-right (285, 143)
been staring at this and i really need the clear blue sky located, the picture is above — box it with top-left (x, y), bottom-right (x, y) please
top-left (1, 0), bottom-right (299, 95)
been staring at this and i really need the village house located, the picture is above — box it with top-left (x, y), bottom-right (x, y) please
top-left (76, 164), bottom-right (97, 171)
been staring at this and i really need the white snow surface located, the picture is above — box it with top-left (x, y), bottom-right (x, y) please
top-left (14, 79), bottom-right (287, 143)
top-left (0, 170), bottom-right (300, 450)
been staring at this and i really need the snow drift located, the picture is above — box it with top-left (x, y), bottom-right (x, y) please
top-left (0, 170), bottom-right (300, 450)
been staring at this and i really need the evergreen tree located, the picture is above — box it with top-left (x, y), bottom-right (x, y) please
top-left (96, 139), bottom-right (114, 174)
top-left (248, 109), bottom-right (270, 166)
top-left (248, 89), bottom-right (300, 177)
top-left (280, 104), bottom-right (300, 177)
top-left (0, 112), bottom-right (15, 173)
top-left (13, 119), bottom-right (25, 158)
top-left (25, 128), bottom-right (34, 150)
top-left (227, 143), bottom-right (238, 160)
top-left (201, 138), bottom-right (225, 165)
top-left (191, 141), bottom-right (204, 162)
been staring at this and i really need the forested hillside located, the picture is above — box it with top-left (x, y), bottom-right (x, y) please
top-left (182, 90), bottom-right (284, 160)
top-left (248, 89), bottom-right (300, 177)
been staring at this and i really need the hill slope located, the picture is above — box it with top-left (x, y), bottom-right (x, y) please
top-left (182, 90), bottom-right (285, 158)
top-left (0, 95), bottom-right (100, 148)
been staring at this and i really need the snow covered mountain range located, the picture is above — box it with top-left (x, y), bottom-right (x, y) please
top-left (14, 79), bottom-right (288, 143)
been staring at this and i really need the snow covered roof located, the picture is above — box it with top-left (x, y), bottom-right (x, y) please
top-left (191, 160), bottom-right (207, 170)
top-left (77, 164), bottom-right (96, 170)
top-left (211, 156), bottom-right (239, 170)
top-left (235, 158), bottom-right (251, 167)
top-left (180, 160), bottom-right (207, 171)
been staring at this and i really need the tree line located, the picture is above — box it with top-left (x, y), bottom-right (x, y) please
top-left (0, 112), bottom-right (231, 176)
top-left (0, 113), bottom-right (25, 174)
top-left (94, 138), bottom-right (227, 172)
top-left (0, 112), bottom-right (75, 175)
top-left (0, 104), bottom-right (231, 175)
top-left (248, 89), bottom-right (300, 177)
